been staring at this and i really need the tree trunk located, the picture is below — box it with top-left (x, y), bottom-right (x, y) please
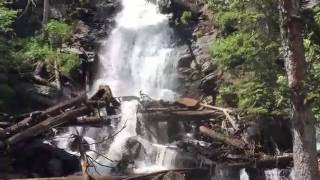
top-left (54, 59), bottom-right (62, 91)
top-left (199, 126), bottom-right (246, 149)
top-left (0, 94), bottom-right (87, 138)
top-left (7, 106), bottom-right (90, 145)
top-left (279, 0), bottom-right (319, 179)
top-left (42, 0), bottom-right (49, 26)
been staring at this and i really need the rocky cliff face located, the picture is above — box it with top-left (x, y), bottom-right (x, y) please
top-left (160, 0), bottom-right (218, 102)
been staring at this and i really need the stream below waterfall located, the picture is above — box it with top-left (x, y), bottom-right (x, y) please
top-left (51, 0), bottom-right (296, 179)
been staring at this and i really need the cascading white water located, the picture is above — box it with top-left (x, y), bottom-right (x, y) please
top-left (89, 0), bottom-right (186, 175)
top-left (93, 0), bottom-right (178, 99)
top-left (239, 169), bottom-right (250, 180)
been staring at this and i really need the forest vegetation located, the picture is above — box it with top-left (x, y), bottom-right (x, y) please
top-left (1, 0), bottom-right (320, 179)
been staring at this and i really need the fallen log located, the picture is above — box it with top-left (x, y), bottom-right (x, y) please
top-left (199, 126), bottom-right (245, 149)
top-left (10, 175), bottom-right (124, 180)
top-left (0, 94), bottom-right (87, 138)
top-left (176, 97), bottom-right (232, 112)
top-left (143, 107), bottom-right (190, 112)
top-left (9, 169), bottom-right (207, 180)
top-left (176, 98), bottom-right (240, 131)
top-left (140, 110), bottom-right (221, 121)
top-left (124, 168), bottom-right (208, 180)
top-left (223, 154), bottom-right (293, 169)
top-left (54, 59), bottom-right (62, 91)
top-left (63, 115), bottom-right (121, 127)
top-left (7, 106), bottom-right (90, 145)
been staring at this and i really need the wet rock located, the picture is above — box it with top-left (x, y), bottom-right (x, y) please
top-left (50, 3), bottom-right (68, 19)
top-left (15, 83), bottom-right (59, 106)
top-left (178, 54), bottom-right (194, 68)
top-left (12, 141), bottom-right (80, 177)
top-left (124, 138), bottom-right (145, 160)
top-left (201, 61), bottom-right (216, 75)
top-left (69, 134), bottom-right (90, 152)
top-left (199, 72), bottom-right (217, 94)
top-left (192, 33), bottom-right (215, 65)
top-left (48, 158), bottom-right (63, 177)
top-left (90, 0), bottom-right (121, 22)
top-left (214, 166), bottom-right (240, 180)
top-left (163, 171), bottom-right (185, 180)
top-left (73, 21), bottom-right (90, 38)
top-left (158, 0), bottom-right (173, 14)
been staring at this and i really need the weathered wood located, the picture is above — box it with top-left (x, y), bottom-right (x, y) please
top-left (225, 154), bottom-right (293, 169)
top-left (0, 94), bottom-right (87, 138)
top-left (33, 61), bottom-right (55, 88)
top-left (54, 59), bottom-right (62, 91)
top-left (141, 110), bottom-right (220, 121)
top-left (42, 0), bottom-right (49, 26)
top-left (10, 176), bottom-right (123, 180)
top-left (7, 106), bottom-right (90, 145)
top-left (199, 126), bottom-right (245, 149)
top-left (176, 98), bottom-right (239, 131)
top-left (176, 97), bottom-right (199, 108)
top-left (63, 116), bottom-right (120, 127)
top-left (176, 97), bottom-right (233, 112)
top-left (221, 109), bottom-right (240, 131)
top-left (143, 107), bottom-right (190, 112)
top-left (124, 168), bottom-right (207, 180)
top-left (9, 169), bottom-right (207, 180)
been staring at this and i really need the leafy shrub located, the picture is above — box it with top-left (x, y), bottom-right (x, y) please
top-left (216, 84), bottom-right (238, 107)
top-left (45, 20), bottom-right (72, 47)
top-left (211, 32), bottom-right (266, 70)
top-left (237, 81), bottom-right (275, 113)
top-left (16, 35), bottom-right (79, 75)
top-left (0, 1), bottom-right (17, 32)
top-left (181, 11), bottom-right (192, 25)
top-left (48, 51), bottom-right (80, 76)
top-left (18, 37), bottom-right (53, 61)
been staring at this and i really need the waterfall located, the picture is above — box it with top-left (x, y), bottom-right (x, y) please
top-left (49, 0), bottom-right (300, 179)
top-left (93, 0), bottom-right (178, 99)
top-left (88, 0), bottom-right (189, 175)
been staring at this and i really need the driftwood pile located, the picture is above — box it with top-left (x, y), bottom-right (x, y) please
top-left (0, 87), bottom-right (294, 179)
top-left (0, 85), bottom-right (119, 146)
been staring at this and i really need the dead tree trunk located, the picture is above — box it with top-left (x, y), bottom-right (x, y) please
top-left (42, 0), bottom-right (49, 26)
top-left (54, 59), bottom-right (62, 91)
top-left (199, 126), bottom-right (246, 149)
top-left (0, 94), bottom-right (87, 138)
top-left (7, 106), bottom-right (90, 145)
top-left (33, 61), bottom-right (55, 88)
top-left (279, 0), bottom-right (319, 179)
